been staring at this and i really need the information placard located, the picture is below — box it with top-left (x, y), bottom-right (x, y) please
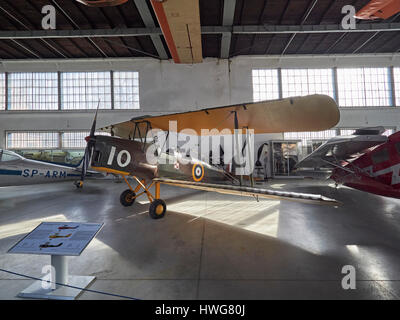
top-left (8, 222), bottom-right (103, 256)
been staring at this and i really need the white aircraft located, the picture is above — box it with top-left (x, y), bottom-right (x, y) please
top-left (0, 149), bottom-right (102, 187)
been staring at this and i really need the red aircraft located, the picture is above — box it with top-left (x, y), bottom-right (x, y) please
top-left (355, 0), bottom-right (400, 20)
top-left (296, 127), bottom-right (400, 199)
top-left (75, 0), bottom-right (128, 7)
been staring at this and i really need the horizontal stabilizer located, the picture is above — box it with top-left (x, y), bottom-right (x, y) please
top-left (154, 178), bottom-right (339, 206)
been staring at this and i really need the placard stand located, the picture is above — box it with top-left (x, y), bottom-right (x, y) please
top-left (8, 222), bottom-right (103, 300)
top-left (17, 255), bottom-right (95, 300)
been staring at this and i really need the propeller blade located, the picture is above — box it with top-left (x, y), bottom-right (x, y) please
top-left (76, 101), bottom-right (100, 188)
top-left (89, 100), bottom-right (100, 138)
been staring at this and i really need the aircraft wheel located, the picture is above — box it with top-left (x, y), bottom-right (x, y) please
top-left (74, 181), bottom-right (83, 189)
top-left (120, 189), bottom-right (136, 207)
top-left (149, 199), bottom-right (166, 219)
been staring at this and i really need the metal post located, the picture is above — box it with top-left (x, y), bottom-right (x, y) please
top-left (278, 68), bottom-right (283, 99)
top-left (5, 72), bottom-right (8, 110)
top-left (51, 255), bottom-right (68, 288)
top-left (333, 67), bottom-right (339, 104)
top-left (110, 71), bottom-right (114, 110)
top-left (233, 111), bottom-right (243, 186)
top-left (245, 128), bottom-right (254, 187)
top-left (57, 71), bottom-right (61, 110)
top-left (390, 66), bottom-right (396, 107)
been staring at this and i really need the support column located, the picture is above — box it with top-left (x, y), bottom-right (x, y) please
top-left (51, 255), bottom-right (68, 288)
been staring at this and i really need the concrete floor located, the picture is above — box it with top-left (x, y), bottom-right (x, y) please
top-left (1, 178), bottom-right (400, 300)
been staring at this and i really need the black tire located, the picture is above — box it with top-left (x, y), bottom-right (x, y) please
top-left (149, 199), bottom-right (167, 219)
top-left (120, 189), bottom-right (136, 207)
top-left (74, 180), bottom-right (83, 189)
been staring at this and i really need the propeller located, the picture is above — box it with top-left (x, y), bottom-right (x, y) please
top-left (76, 101), bottom-right (100, 188)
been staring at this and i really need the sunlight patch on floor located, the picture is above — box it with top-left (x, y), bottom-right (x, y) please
top-left (346, 245), bottom-right (390, 283)
top-left (346, 245), bottom-right (360, 255)
top-left (269, 184), bottom-right (287, 189)
top-left (168, 199), bottom-right (281, 238)
top-left (0, 214), bottom-right (68, 240)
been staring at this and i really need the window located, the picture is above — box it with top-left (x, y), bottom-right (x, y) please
top-left (383, 129), bottom-right (394, 136)
top-left (284, 130), bottom-right (337, 144)
top-left (7, 132), bottom-right (59, 149)
top-left (339, 129), bottom-right (356, 136)
top-left (337, 68), bottom-right (391, 107)
top-left (281, 69), bottom-right (335, 99)
top-left (372, 148), bottom-right (389, 164)
top-left (113, 71), bottom-right (140, 109)
top-left (61, 131), bottom-right (110, 149)
top-left (61, 132), bottom-right (89, 149)
top-left (61, 72), bottom-right (112, 110)
top-left (8, 73), bottom-right (58, 110)
top-left (252, 69), bottom-right (280, 102)
top-left (394, 68), bottom-right (400, 107)
top-left (0, 73), bottom-right (5, 110)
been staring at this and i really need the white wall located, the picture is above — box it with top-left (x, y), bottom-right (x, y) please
top-left (1, 54), bottom-right (400, 149)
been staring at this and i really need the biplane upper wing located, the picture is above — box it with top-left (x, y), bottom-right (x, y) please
top-left (355, 0), bottom-right (400, 20)
top-left (154, 178), bottom-right (339, 205)
top-left (100, 95), bottom-right (339, 138)
top-left (296, 127), bottom-right (388, 168)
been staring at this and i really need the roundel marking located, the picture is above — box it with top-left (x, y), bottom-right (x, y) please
top-left (192, 163), bottom-right (204, 182)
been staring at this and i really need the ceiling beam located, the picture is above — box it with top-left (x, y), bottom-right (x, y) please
top-left (221, 0), bottom-right (237, 59)
top-left (1, 23), bottom-right (400, 40)
top-left (133, 0), bottom-right (168, 59)
top-left (51, 0), bottom-right (108, 58)
top-left (229, 23), bottom-right (400, 34)
top-left (281, 0), bottom-right (319, 55)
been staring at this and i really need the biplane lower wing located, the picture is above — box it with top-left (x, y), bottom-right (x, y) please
top-left (154, 178), bottom-right (340, 205)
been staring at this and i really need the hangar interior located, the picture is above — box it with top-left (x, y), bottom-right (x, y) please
top-left (1, 0), bottom-right (400, 300)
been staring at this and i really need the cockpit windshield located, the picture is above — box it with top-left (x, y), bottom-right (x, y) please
top-left (0, 150), bottom-right (22, 162)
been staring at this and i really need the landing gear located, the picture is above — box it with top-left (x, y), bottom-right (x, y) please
top-left (119, 176), bottom-right (167, 219)
top-left (149, 199), bottom-right (167, 219)
top-left (74, 180), bottom-right (83, 189)
top-left (120, 189), bottom-right (136, 207)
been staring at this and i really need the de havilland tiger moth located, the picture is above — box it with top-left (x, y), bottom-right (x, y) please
top-left (75, 94), bottom-right (341, 219)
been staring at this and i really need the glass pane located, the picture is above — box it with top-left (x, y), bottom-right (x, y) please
top-left (0, 73), bottom-right (5, 110)
top-left (252, 69), bottom-right (280, 102)
top-left (113, 71), bottom-right (140, 109)
top-left (61, 72), bottom-right (112, 110)
top-left (394, 68), bottom-right (400, 107)
top-left (6, 132), bottom-right (59, 149)
top-left (61, 131), bottom-right (110, 149)
top-left (8, 72), bottom-right (58, 110)
top-left (281, 68), bottom-right (335, 99)
top-left (337, 68), bottom-right (390, 107)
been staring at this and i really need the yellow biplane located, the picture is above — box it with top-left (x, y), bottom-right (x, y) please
top-left (77, 95), bottom-right (340, 219)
